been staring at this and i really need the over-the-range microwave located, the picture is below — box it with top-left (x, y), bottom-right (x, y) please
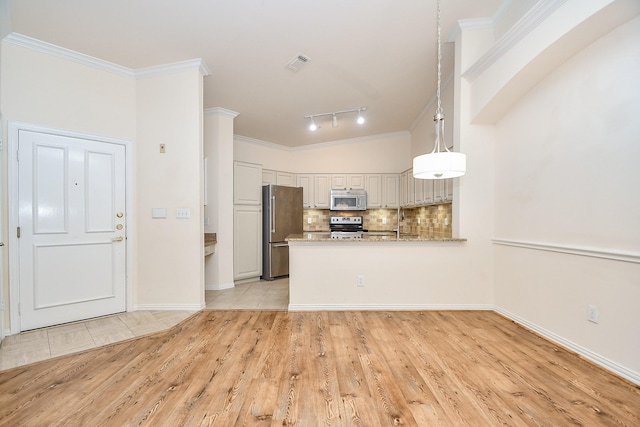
top-left (330, 189), bottom-right (367, 211)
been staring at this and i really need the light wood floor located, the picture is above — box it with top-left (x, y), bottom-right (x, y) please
top-left (0, 310), bottom-right (638, 426)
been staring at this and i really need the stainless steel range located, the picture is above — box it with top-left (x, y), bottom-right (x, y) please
top-left (330, 216), bottom-right (364, 239)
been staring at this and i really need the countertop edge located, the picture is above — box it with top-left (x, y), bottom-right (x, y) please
top-left (287, 234), bottom-right (467, 244)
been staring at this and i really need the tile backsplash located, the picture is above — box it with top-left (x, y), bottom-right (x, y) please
top-left (303, 203), bottom-right (452, 238)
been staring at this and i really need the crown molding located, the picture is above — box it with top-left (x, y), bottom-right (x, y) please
top-left (135, 59), bottom-right (211, 79)
top-left (233, 134), bottom-right (288, 151)
top-left (3, 32), bottom-right (135, 78)
top-left (204, 107), bottom-right (240, 119)
top-left (462, 0), bottom-right (568, 81)
top-left (3, 32), bottom-right (212, 80)
top-left (449, 17), bottom-right (494, 43)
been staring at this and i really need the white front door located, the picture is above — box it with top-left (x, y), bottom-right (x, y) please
top-left (18, 130), bottom-right (126, 330)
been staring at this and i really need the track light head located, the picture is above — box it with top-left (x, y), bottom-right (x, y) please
top-left (356, 110), bottom-right (365, 125)
top-left (309, 117), bottom-right (317, 131)
top-left (332, 114), bottom-right (338, 128)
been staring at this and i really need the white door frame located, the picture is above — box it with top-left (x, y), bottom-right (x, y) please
top-left (8, 122), bottom-right (134, 335)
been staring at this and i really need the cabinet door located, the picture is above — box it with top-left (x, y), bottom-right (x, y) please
top-left (233, 205), bottom-right (262, 280)
top-left (331, 174), bottom-right (347, 189)
top-left (234, 161), bottom-right (262, 205)
top-left (424, 179), bottom-right (434, 205)
top-left (415, 177), bottom-right (424, 205)
top-left (348, 174), bottom-right (365, 190)
top-left (401, 170), bottom-right (409, 207)
top-left (262, 169), bottom-right (277, 186)
top-left (296, 174), bottom-right (314, 208)
top-left (446, 178), bottom-right (454, 201)
top-left (276, 172), bottom-right (295, 186)
top-left (314, 174), bottom-right (331, 208)
top-left (407, 170), bottom-right (415, 206)
top-left (365, 174), bottom-right (382, 208)
top-left (383, 174), bottom-right (400, 208)
top-left (434, 179), bottom-right (446, 203)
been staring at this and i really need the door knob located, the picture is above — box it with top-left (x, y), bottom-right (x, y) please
top-left (116, 212), bottom-right (123, 218)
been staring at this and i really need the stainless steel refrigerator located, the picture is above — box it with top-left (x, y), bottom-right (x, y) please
top-left (262, 185), bottom-right (303, 280)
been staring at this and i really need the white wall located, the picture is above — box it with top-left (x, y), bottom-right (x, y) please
top-left (135, 69), bottom-right (205, 309)
top-left (1, 38), bottom-right (207, 329)
top-left (289, 242), bottom-right (491, 309)
top-left (0, 39), bottom-right (136, 330)
top-left (493, 15), bottom-right (640, 380)
top-left (235, 132), bottom-right (411, 174)
top-left (204, 109), bottom-right (237, 290)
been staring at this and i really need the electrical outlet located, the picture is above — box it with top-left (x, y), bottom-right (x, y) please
top-left (159, 143), bottom-right (166, 153)
top-left (307, 217), bottom-right (312, 224)
top-left (382, 218), bottom-right (387, 225)
top-left (587, 305), bottom-right (599, 323)
top-left (417, 218), bottom-right (421, 224)
top-left (357, 275), bottom-right (364, 287)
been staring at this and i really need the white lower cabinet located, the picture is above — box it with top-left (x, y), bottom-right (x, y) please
top-left (233, 205), bottom-right (262, 281)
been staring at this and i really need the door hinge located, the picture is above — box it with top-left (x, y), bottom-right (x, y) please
top-left (17, 227), bottom-right (21, 238)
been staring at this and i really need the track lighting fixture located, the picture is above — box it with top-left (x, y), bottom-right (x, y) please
top-left (304, 107), bottom-right (366, 132)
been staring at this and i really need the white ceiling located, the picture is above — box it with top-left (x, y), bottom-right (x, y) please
top-left (7, 0), bottom-right (503, 147)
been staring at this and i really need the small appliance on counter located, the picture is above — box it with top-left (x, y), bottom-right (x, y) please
top-left (329, 216), bottom-right (364, 239)
top-left (262, 185), bottom-right (303, 280)
top-left (330, 189), bottom-right (367, 211)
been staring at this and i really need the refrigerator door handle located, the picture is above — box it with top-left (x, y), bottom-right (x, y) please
top-left (272, 242), bottom-right (288, 247)
top-left (271, 195), bottom-right (276, 233)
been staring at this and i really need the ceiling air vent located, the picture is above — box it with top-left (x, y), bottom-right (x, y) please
top-left (285, 53), bottom-right (310, 72)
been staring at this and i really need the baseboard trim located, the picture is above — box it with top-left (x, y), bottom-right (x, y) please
top-left (494, 306), bottom-right (640, 386)
top-left (134, 303), bottom-right (204, 311)
top-left (205, 282), bottom-right (235, 291)
top-left (288, 303), bottom-right (494, 311)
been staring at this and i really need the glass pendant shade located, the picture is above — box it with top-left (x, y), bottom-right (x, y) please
top-left (414, 110), bottom-right (466, 179)
top-left (413, 151), bottom-right (466, 179)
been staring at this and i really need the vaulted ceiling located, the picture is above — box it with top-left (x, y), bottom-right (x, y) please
top-left (8, 0), bottom-right (503, 146)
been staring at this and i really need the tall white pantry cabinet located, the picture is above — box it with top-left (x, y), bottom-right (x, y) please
top-left (233, 161), bottom-right (262, 282)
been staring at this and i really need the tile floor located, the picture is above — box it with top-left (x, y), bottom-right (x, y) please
top-left (0, 278), bottom-right (289, 371)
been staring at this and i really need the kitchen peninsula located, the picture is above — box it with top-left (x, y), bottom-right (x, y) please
top-left (286, 234), bottom-right (472, 311)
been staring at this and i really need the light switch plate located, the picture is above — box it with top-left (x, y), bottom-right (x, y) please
top-left (176, 208), bottom-right (191, 219)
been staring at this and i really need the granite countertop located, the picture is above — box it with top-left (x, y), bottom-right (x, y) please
top-left (287, 233), bottom-right (466, 243)
top-left (204, 233), bottom-right (217, 256)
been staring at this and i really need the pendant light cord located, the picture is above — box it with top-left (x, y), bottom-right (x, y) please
top-left (436, 0), bottom-right (442, 116)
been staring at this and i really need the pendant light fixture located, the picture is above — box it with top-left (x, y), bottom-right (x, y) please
top-left (413, 0), bottom-right (466, 179)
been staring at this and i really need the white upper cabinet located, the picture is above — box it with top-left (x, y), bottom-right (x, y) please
top-left (296, 174), bottom-right (314, 208)
top-left (314, 174), bottom-right (331, 208)
top-left (263, 169), bottom-right (295, 187)
top-left (234, 161), bottom-right (262, 205)
top-left (348, 174), bottom-right (365, 189)
top-left (262, 169), bottom-right (276, 186)
top-left (331, 174), bottom-right (347, 189)
top-left (365, 174), bottom-right (383, 208)
top-left (382, 174), bottom-right (400, 208)
top-left (276, 171), bottom-right (295, 186)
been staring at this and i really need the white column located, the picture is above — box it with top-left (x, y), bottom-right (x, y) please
top-left (204, 107), bottom-right (239, 290)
